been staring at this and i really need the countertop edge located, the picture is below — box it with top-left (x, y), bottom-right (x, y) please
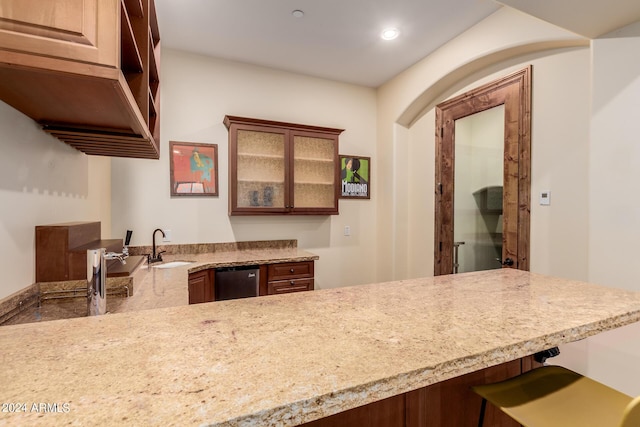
top-left (186, 254), bottom-right (320, 274)
top-left (217, 309), bottom-right (640, 426)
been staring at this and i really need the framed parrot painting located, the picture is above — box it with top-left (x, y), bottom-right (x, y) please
top-left (169, 141), bottom-right (219, 196)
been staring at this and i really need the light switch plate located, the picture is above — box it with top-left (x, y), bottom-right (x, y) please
top-left (540, 191), bottom-right (551, 206)
top-left (163, 229), bottom-right (172, 242)
top-left (344, 226), bottom-right (351, 236)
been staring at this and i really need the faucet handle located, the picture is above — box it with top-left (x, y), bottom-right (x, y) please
top-left (105, 251), bottom-right (128, 264)
top-left (157, 250), bottom-right (166, 261)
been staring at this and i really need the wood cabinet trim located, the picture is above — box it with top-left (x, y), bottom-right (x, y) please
top-left (224, 115), bottom-right (344, 135)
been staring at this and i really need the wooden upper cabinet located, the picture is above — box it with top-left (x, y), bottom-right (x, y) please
top-left (0, 0), bottom-right (161, 159)
top-left (0, 0), bottom-right (118, 67)
top-left (224, 116), bottom-right (343, 215)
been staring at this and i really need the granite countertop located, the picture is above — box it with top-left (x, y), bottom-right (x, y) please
top-left (2, 269), bottom-right (640, 426)
top-left (110, 247), bottom-right (319, 313)
top-left (2, 246), bottom-right (319, 324)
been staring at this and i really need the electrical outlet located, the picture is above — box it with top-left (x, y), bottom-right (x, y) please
top-left (344, 226), bottom-right (351, 236)
top-left (163, 229), bottom-right (172, 242)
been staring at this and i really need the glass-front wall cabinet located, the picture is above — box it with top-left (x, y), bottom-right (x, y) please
top-left (292, 133), bottom-right (337, 209)
top-left (225, 116), bottom-right (343, 215)
top-left (236, 128), bottom-right (287, 209)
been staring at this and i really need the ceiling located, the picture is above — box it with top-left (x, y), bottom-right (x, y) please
top-left (154, 0), bottom-right (640, 88)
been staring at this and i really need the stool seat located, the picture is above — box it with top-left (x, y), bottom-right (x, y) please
top-left (471, 365), bottom-right (640, 427)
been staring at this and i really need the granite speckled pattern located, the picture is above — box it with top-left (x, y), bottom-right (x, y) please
top-left (1, 269), bottom-right (640, 426)
top-left (110, 247), bottom-right (320, 313)
top-left (0, 246), bottom-right (318, 324)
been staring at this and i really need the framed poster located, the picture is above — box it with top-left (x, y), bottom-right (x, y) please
top-left (170, 141), bottom-right (219, 196)
top-left (339, 155), bottom-right (370, 199)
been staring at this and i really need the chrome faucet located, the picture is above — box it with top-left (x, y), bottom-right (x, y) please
top-left (105, 251), bottom-right (128, 264)
top-left (149, 228), bottom-right (166, 264)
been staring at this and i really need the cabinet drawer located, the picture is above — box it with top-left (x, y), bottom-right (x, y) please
top-left (268, 261), bottom-right (314, 281)
top-left (267, 278), bottom-right (314, 295)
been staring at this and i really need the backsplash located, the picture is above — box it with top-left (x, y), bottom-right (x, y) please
top-left (127, 239), bottom-right (297, 257)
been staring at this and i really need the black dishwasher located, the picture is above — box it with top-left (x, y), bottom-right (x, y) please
top-left (214, 265), bottom-right (259, 301)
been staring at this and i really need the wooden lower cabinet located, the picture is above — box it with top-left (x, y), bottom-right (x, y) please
top-left (188, 269), bottom-right (214, 305)
top-left (265, 261), bottom-right (314, 296)
top-left (300, 357), bottom-right (540, 427)
top-left (189, 260), bottom-right (314, 303)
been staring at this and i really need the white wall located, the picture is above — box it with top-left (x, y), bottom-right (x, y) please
top-left (380, 7), bottom-right (640, 397)
top-left (379, 9), bottom-right (590, 284)
top-left (400, 49), bottom-right (591, 281)
top-left (111, 49), bottom-right (378, 290)
top-left (554, 21), bottom-right (640, 397)
top-left (0, 101), bottom-right (111, 299)
top-left (376, 7), bottom-right (588, 283)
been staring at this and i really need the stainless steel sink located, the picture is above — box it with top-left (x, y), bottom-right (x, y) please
top-left (152, 261), bottom-right (193, 269)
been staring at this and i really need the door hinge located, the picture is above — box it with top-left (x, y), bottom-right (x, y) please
top-left (439, 241), bottom-right (443, 251)
top-left (438, 183), bottom-right (443, 195)
top-left (440, 127), bottom-right (443, 138)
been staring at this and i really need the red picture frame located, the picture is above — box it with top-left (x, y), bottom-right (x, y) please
top-left (169, 141), bottom-right (219, 196)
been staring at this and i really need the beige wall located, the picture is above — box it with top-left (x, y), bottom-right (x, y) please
top-left (380, 8), bottom-right (639, 397)
top-left (0, 102), bottom-right (111, 299)
top-left (2, 3), bottom-right (639, 398)
top-left (557, 21), bottom-right (640, 396)
top-left (376, 7), bottom-right (588, 283)
top-left (379, 8), bottom-right (590, 283)
top-left (111, 50), bottom-right (378, 290)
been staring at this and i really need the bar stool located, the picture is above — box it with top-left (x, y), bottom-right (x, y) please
top-left (471, 365), bottom-right (640, 427)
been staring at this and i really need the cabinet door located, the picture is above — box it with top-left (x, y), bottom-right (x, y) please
top-left (230, 124), bottom-right (289, 214)
top-left (291, 131), bottom-right (339, 214)
top-left (0, 0), bottom-right (119, 67)
top-left (188, 270), bottom-right (213, 304)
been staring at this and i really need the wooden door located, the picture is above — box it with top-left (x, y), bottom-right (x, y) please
top-left (434, 67), bottom-right (531, 275)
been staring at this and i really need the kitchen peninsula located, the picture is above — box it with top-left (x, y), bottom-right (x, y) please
top-left (2, 269), bottom-right (640, 426)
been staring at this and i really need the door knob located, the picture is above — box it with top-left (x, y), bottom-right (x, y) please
top-left (502, 258), bottom-right (514, 266)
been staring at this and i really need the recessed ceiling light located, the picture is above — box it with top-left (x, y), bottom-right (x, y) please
top-left (381, 27), bottom-right (400, 41)
top-left (292, 9), bottom-right (304, 18)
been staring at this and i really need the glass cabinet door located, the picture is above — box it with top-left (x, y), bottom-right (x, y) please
top-left (292, 132), bottom-right (338, 211)
top-left (235, 128), bottom-right (286, 209)
top-left (225, 115), bottom-right (342, 215)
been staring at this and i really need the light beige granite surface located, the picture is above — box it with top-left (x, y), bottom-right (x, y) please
top-left (1, 269), bottom-right (640, 426)
top-left (1, 247), bottom-right (319, 325)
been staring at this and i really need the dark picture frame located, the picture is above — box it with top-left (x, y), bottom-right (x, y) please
top-left (169, 141), bottom-right (219, 196)
top-left (339, 155), bottom-right (370, 199)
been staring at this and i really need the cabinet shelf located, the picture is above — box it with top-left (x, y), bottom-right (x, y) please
top-left (238, 153), bottom-right (285, 160)
top-left (120, 5), bottom-right (143, 73)
top-left (294, 157), bottom-right (334, 163)
top-left (123, 0), bottom-right (144, 17)
top-left (148, 34), bottom-right (159, 84)
top-left (149, 0), bottom-right (160, 44)
top-left (238, 179), bottom-right (285, 185)
top-left (294, 181), bottom-right (334, 186)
